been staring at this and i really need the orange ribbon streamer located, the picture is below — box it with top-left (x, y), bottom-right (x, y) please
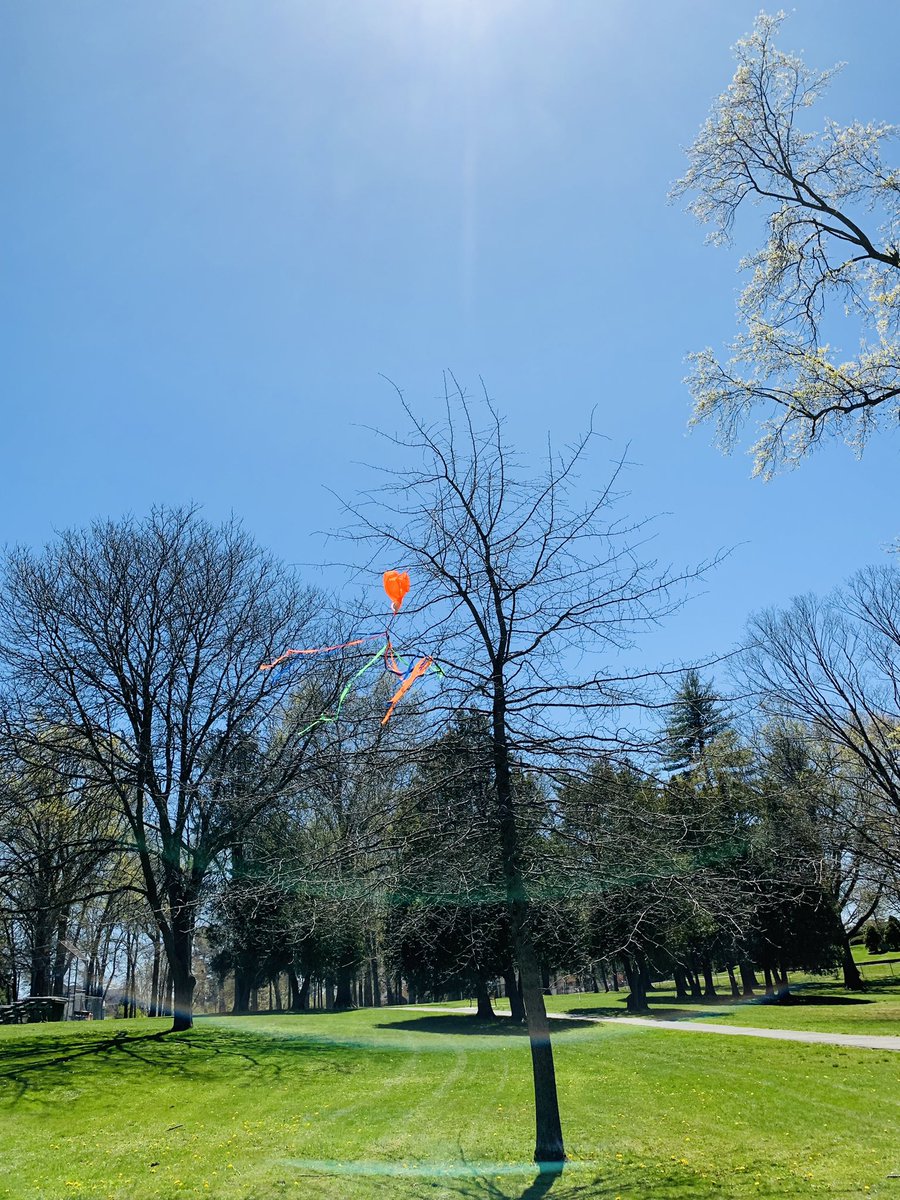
top-left (259, 637), bottom-right (376, 672)
top-left (381, 656), bottom-right (433, 725)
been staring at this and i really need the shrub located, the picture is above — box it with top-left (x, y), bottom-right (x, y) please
top-left (864, 925), bottom-right (884, 956)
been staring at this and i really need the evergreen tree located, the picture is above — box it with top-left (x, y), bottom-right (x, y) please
top-left (664, 671), bottom-right (728, 772)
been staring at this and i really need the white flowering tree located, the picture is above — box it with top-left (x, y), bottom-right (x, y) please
top-left (672, 11), bottom-right (900, 477)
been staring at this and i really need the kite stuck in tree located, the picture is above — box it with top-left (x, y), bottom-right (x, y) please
top-left (259, 570), bottom-right (441, 730)
top-left (382, 569), bottom-right (410, 613)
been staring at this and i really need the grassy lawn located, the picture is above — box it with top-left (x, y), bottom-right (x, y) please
top-left (1, 1006), bottom-right (899, 1200)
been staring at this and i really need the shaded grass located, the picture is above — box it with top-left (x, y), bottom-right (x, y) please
top-left (1, 1007), bottom-right (899, 1199)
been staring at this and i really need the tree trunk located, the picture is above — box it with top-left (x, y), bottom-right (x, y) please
top-left (232, 967), bottom-right (252, 1014)
top-left (738, 961), bottom-right (756, 997)
top-left (474, 975), bottom-right (495, 1018)
top-left (158, 965), bottom-right (171, 1016)
top-left (623, 954), bottom-right (648, 1013)
top-left (702, 960), bottom-right (717, 999)
top-left (503, 966), bottom-right (526, 1023)
top-left (149, 935), bottom-right (161, 1017)
top-left (688, 967), bottom-right (703, 1000)
top-left (370, 957), bottom-right (381, 1007)
top-left (335, 966), bottom-right (354, 1010)
top-left (287, 967), bottom-right (302, 1011)
top-left (638, 954), bottom-right (655, 993)
top-left (841, 934), bottom-right (865, 990)
top-left (598, 961), bottom-right (609, 993)
top-left (166, 909), bottom-right (196, 1031)
top-left (29, 908), bottom-right (56, 997)
top-left (170, 954), bottom-right (196, 1030)
top-left (673, 965), bottom-right (690, 1002)
top-left (725, 963), bottom-right (740, 999)
top-left (51, 910), bottom-right (70, 996)
top-left (492, 692), bottom-right (564, 1163)
top-left (762, 965), bottom-right (775, 995)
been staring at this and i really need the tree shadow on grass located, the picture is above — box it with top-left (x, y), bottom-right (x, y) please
top-left (326, 1162), bottom-right (712, 1200)
top-left (376, 1015), bottom-right (590, 1038)
top-left (770, 992), bottom-right (872, 1007)
top-left (0, 1024), bottom-right (355, 1106)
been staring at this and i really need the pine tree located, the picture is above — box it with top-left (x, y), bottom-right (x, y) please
top-left (664, 670), bottom-right (728, 772)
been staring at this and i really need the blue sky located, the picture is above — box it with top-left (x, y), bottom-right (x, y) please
top-left (2, 0), bottom-right (898, 677)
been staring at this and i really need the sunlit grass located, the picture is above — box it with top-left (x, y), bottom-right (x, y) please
top-left (1, 1003), bottom-right (898, 1199)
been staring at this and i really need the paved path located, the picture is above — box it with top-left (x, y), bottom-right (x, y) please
top-left (402, 1006), bottom-right (900, 1052)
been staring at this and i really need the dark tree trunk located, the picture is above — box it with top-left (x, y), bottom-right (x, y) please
top-left (159, 965), bottom-right (171, 1016)
top-left (738, 961), bottom-right (756, 997)
top-left (598, 961), bottom-right (609, 993)
top-left (170, 929), bottom-right (196, 1032)
top-left (688, 967), bottom-right (703, 1000)
top-left (234, 964), bottom-right (252, 1012)
top-left (51, 911), bottom-right (70, 996)
top-left (492, 695), bottom-right (564, 1164)
top-left (335, 966), bottom-right (354, 1010)
top-left (475, 975), bottom-right (495, 1019)
top-left (762, 965), bottom-right (775, 995)
top-left (623, 954), bottom-right (649, 1013)
top-left (702, 960), bottom-right (717, 999)
top-left (841, 934), bottom-right (865, 990)
top-left (29, 909), bottom-right (56, 997)
top-left (370, 958), bottom-right (381, 1007)
top-left (673, 965), bottom-right (690, 1003)
top-left (233, 965), bottom-right (252, 1014)
top-left (739, 964), bottom-right (763, 993)
top-left (287, 967), bottom-right (308, 1011)
top-left (273, 975), bottom-right (283, 1012)
top-left (541, 964), bottom-right (552, 995)
top-left (503, 966), bottom-right (526, 1023)
top-left (638, 954), bottom-right (655, 993)
top-left (725, 963), bottom-right (740, 999)
top-left (149, 936), bottom-right (161, 1017)
top-left (610, 961), bottom-right (620, 992)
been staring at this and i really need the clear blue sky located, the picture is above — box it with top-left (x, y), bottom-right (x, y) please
top-left (2, 1), bottom-right (898, 675)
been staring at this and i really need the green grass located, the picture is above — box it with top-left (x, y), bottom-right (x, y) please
top-left (1, 1006), bottom-right (899, 1200)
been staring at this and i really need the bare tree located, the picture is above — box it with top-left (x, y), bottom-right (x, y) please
top-left (339, 383), bottom-right (714, 1162)
top-left (673, 11), bottom-right (900, 477)
top-left (0, 728), bottom-right (122, 998)
top-left (0, 506), bottom-right (326, 1030)
top-left (759, 721), bottom-right (888, 989)
top-left (743, 565), bottom-right (900, 883)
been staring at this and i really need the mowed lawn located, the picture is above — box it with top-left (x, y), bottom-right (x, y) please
top-left (1, 1002), bottom-right (898, 1200)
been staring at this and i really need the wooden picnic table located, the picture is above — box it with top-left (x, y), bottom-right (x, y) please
top-left (0, 996), bottom-right (67, 1024)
